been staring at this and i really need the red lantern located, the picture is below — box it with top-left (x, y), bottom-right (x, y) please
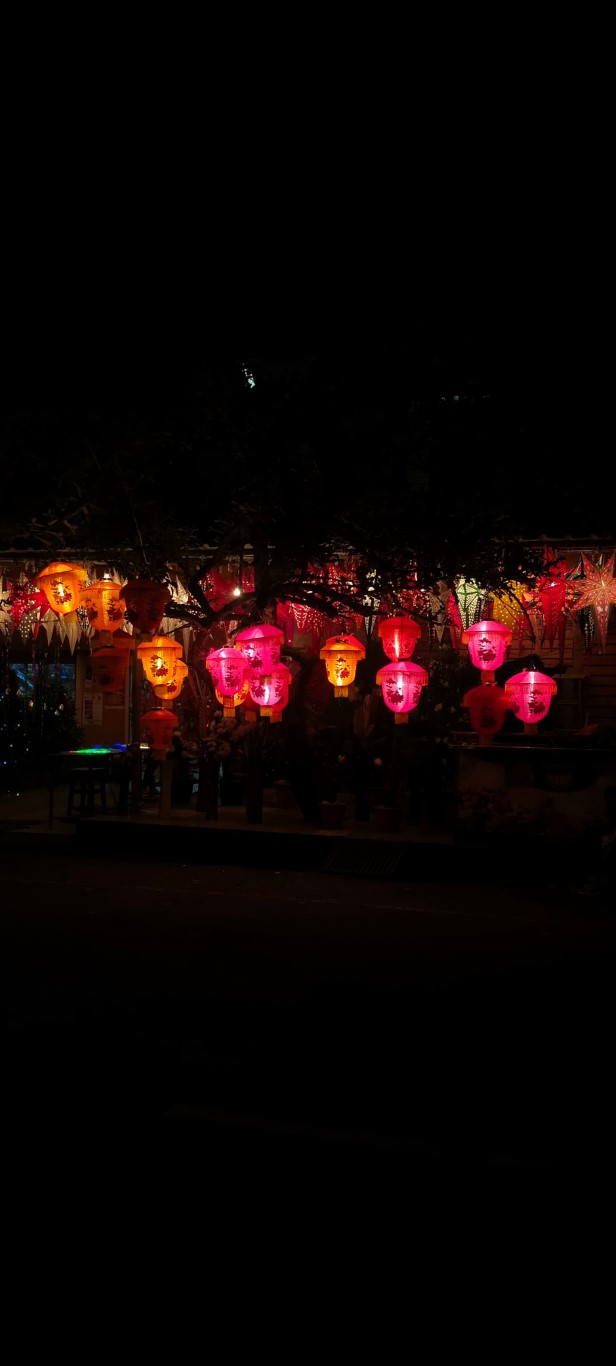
top-left (462, 620), bottom-right (512, 680)
top-left (235, 623), bottom-right (284, 671)
top-left (248, 664), bottom-right (291, 718)
top-left (79, 578), bottom-right (126, 641)
top-left (140, 708), bottom-right (178, 758)
top-left (119, 579), bottom-right (171, 636)
top-left (375, 660), bottom-right (428, 723)
top-left (137, 634), bottom-right (183, 685)
top-left (35, 561), bottom-right (88, 616)
top-left (91, 632), bottom-right (134, 692)
top-left (320, 635), bottom-right (366, 697)
top-left (504, 670), bottom-right (557, 728)
top-left (462, 683), bottom-right (508, 743)
top-left (377, 615), bottom-right (421, 661)
top-left (206, 647), bottom-right (248, 717)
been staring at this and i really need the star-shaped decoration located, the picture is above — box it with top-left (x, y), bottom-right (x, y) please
top-left (571, 553), bottom-right (616, 652)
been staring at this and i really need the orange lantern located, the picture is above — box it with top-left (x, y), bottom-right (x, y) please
top-left (235, 623), bottom-right (284, 671)
top-left (91, 632), bottom-right (134, 692)
top-left (79, 578), bottom-right (126, 641)
top-left (206, 647), bottom-right (248, 717)
top-left (154, 658), bottom-right (189, 702)
top-left (140, 708), bottom-right (178, 758)
top-left (462, 683), bottom-right (509, 744)
top-left (320, 634), bottom-right (366, 697)
top-left (137, 634), bottom-right (183, 685)
top-left (35, 561), bottom-right (88, 616)
top-left (120, 578), bottom-right (171, 636)
top-left (377, 615), bottom-right (421, 661)
top-left (462, 620), bottom-right (512, 681)
top-left (504, 670), bottom-right (557, 730)
top-left (248, 664), bottom-right (291, 718)
top-left (375, 660), bottom-right (428, 723)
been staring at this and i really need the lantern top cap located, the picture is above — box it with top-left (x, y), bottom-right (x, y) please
top-left (377, 615), bottom-right (421, 634)
top-left (235, 623), bottom-right (283, 641)
top-left (37, 560), bottom-right (85, 575)
top-left (320, 634), bottom-right (365, 653)
top-left (461, 620), bottom-right (513, 645)
top-left (505, 669), bottom-right (557, 691)
top-left (376, 660), bottom-right (428, 683)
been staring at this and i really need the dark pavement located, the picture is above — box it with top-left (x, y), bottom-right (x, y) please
top-left (2, 837), bottom-right (615, 1238)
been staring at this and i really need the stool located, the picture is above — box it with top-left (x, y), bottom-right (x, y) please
top-left (66, 767), bottom-right (108, 817)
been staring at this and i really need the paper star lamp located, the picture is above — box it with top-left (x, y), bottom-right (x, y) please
top-left (571, 554), bottom-right (616, 652)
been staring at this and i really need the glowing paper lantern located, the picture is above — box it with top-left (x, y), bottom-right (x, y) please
top-left (570, 553), bottom-right (616, 654)
top-left (215, 676), bottom-right (250, 711)
top-left (235, 623), bottom-right (284, 671)
top-left (35, 561), bottom-right (88, 616)
top-left (79, 578), bottom-right (126, 640)
top-left (248, 664), bottom-right (291, 717)
top-left (462, 620), bottom-right (512, 679)
top-left (206, 646), bottom-right (248, 717)
top-left (154, 658), bottom-right (189, 702)
top-left (375, 660), bottom-right (428, 723)
top-left (320, 635), bottom-right (366, 698)
top-left (504, 670), bottom-right (557, 727)
top-left (491, 581), bottom-right (528, 633)
top-left (120, 578), bottom-right (171, 636)
top-left (462, 683), bottom-right (508, 743)
top-left (377, 615), bottom-right (421, 661)
top-left (140, 708), bottom-right (178, 758)
top-left (454, 578), bottom-right (485, 630)
top-left (137, 634), bottom-right (183, 685)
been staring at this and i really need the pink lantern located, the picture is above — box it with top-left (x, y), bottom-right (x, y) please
top-left (462, 683), bottom-right (508, 744)
top-left (320, 634), bottom-right (366, 698)
top-left (206, 647), bottom-right (248, 717)
top-left (248, 664), bottom-right (291, 718)
top-left (377, 615), bottom-right (421, 661)
top-left (504, 670), bottom-right (557, 728)
top-left (462, 620), bottom-right (512, 680)
top-left (375, 660), bottom-right (428, 724)
top-left (120, 579), bottom-right (171, 636)
top-left (235, 623), bottom-right (284, 671)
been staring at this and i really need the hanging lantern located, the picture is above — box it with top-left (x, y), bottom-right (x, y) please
top-left (119, 578), bottom-right (171, 636)
top-left (377, 615), bottom-right (421, 661)
top-left (375, 659), bottom-right (428, 723)
top-left (206, 646), bottom-right (248, 717)
top-left (35, 561), bottom-right (88, 616)
top-left (570, 553), bottom-right (616, 654)
top-left (154, 658), bottom-right (189, 702)
top-left (137, 634), bottom-right (184, 685)
top-left (320, 634), bottom-right (366, 697)
top-left (79, 578), bottom-right (126, 642)
top-left (504, 670), bottom-right (557, 728)
top-left (248, 664), bottom-right (291, 718)
top-left (91, 632), bottom-right (134, 692)
top-left (462, 683), bottom-right (509, 744)
top-left (215, 676), bottom-right (250, 711)
top-left (462, 620), bottom-right (512, 680)
top-left (235, 623), bottom-right (284, 671)
top-left (140, 708), bottom-right (178, 758)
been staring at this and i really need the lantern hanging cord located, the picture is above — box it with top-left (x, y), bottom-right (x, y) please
top-left (131, 509), bottom-right (150, 576)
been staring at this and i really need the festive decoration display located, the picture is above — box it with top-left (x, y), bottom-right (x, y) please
top-left (234, 623), bottom-right (284, 671)
top-left (247, 663), bottom-right (291, 718)
top-left (490, 580), bottom-right (529, 636)
top-left (570, 553), bottom-right (616, 653)
top-left (78, 578), bottom-right (126, 640)
top-left (154, 658), bottom-right (188, 702)
top-left (35, 562), bottom-right (87, 616)
top-left (214, 676), bottom-right (250, 711)
top-left (140, 708), bottom-right (178, 757)
top-left (462, 620), bottom-right (512, 680)
top-left (462, 683), bottom-right (509, 743)
top-left (375, 659), bottom-right (428, 723)
top-left (5, 579), bottom-right (50, 637)
top-left (119, 578), bottom-right (171, 636)
top-left (320, 634), bottom-right (365, 697)
top-left (504, 670), bottom-right (557, 727)
top-left (137, 634), bottom-right (183, 685)
top-left (206, 646), bottom-right (248, 717)
top-left (91, 632), bottom-right (134, 692)
top-left (454, 578), bottom-right (486, 630)
top-left (377, 615), bottom-right (421, 661)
